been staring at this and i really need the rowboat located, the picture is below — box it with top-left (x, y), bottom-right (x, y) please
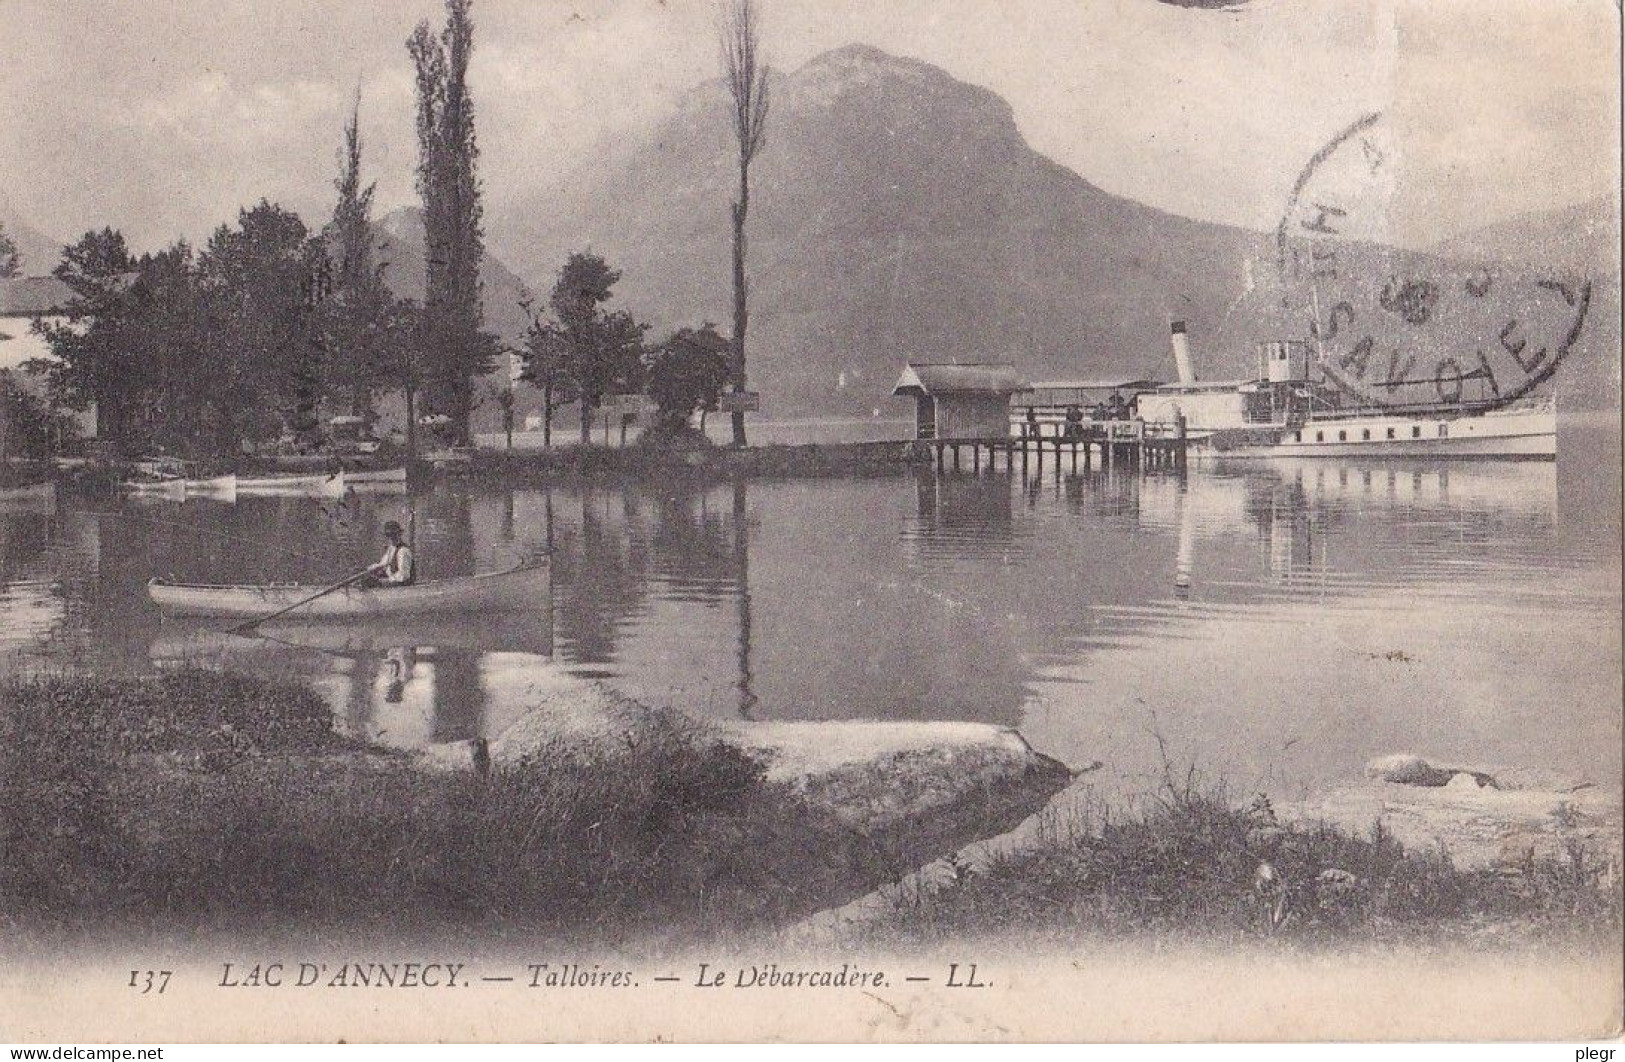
top-left (236, 471), bottom-right (346, 498)
top-left (147, 561), bottom-right (550, 618)
top-left (0, 480), bottom-right (56, 508)
top-left (343, 467), bottom-right (407, 485)
top-left (0, 480), bottom-right (55, 502)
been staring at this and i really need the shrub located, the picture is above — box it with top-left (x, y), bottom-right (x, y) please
top-left (870, 785), bottom-right (1624, 948)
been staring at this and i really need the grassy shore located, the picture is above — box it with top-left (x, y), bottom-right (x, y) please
top-left (0, 670), bottom-right (955, 939)
top-left (5, 670), bottom-right (1617, 949)
top-left (865, 782), bottom-right (1623, 950)
top-left (465, 438), bottom-right (923, 483)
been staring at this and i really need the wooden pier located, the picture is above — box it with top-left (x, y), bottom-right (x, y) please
top-left (919, 417), bottom-right (1188, 475)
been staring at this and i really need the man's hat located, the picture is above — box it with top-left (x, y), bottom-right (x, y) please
top-left (382, 520), bottom-right (404, 536)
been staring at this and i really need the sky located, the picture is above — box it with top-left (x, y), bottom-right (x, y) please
top-left (0, 0), bottom-right (1617, 260)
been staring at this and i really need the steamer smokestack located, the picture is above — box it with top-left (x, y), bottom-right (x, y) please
top-left (1170, 320), bottom-right (1197, 386)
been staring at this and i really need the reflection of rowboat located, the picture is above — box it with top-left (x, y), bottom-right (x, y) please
top-left (147, 562), bottom-right (550, 618)
top-left (150, 614), bottom-right (554, 660)
top-left (346, 481), bottom-right (407, 496)
top-left (236, 472), bottom-right (346, 498)
top-left (184, 474), bottom-right (237, 500)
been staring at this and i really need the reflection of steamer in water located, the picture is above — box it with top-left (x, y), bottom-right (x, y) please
top-left (1146, 456), bottom-right (1558, 596)
top-left (1134, 322), bottom-right (1558, 459)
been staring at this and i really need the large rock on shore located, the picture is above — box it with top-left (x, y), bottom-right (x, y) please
top-left (733, 720), bottom-right (1068, 832)
top-left (484, 673), bottom-right (1069, 839)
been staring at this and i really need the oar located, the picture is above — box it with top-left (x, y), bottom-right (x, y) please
top-left (227, 568), bottom-right (374, 635)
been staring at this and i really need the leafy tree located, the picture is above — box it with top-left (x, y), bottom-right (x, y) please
top-left (127, 242), bottom-right (208, 454)
top-left (518, 298), bottom-right (579, 448)
top-left (33, 229), bottom-right (141, 449)
top-left (645, 325), bottom-right (730, 432)
top-left (196, 201), bottom-right (328, 453)
top-left (0, 371), bottom-right (74, 459)
top-left (33, 231), bottom-right (215, 455)
top-left (0, 223), bottom-right (20, 279)
top-left (408, 0), bottom-right (493, 445)
top-left (719, 0), bottom-right (769, 447)
top-left (544, 252), bottom-right (648, 444)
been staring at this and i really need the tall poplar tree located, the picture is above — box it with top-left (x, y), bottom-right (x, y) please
top-left (408, 0), bottom-right (493, 446)
top-left (719, 0), bottom-right (769, 448)
top-left (324, 92), bottom-right (398, 420)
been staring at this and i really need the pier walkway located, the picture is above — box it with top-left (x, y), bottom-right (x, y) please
top-left (919, 417), bottom-right (1188, 474)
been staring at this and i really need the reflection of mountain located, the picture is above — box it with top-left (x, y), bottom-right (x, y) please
top-left (8, 454), bottom-right (1604, 760)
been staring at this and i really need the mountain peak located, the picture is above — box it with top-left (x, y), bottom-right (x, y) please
top-left (778, 42), bottom-right (1016, 139)
top-left (790, 43), bottom-right (972, 96)
top-left (796, 43), bottom-right (930, 76)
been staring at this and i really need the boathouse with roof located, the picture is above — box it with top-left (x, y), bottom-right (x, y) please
top-left (892, 363), bottom-right (1031, 440)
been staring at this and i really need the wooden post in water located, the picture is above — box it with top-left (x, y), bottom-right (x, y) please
top-left (1174, 412), bottom-right (1188, 472)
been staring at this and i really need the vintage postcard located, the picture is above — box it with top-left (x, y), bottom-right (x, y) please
top-left (0, 0), bottom-right (1619, 1044)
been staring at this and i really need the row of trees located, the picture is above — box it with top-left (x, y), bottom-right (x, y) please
top-left (521, 252), bottom-right (731, 446)
top-left (23, 0), bottom-right (764, 457)
top-left (31, 220), bottom-right (732, 458)
top-left (30, 92), bottom-right (432, 461)
top-left (29, 0), bottom-right (495, 459)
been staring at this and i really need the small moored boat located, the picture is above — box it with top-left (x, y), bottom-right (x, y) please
top-left (121, 477), bottom-right (186, 498)
top-left (147, 561), bottom-right (550, 618)
top-left (236, 471), bottom-right (346, 497)
top-left (122, 456), bottom-right (188, 497)
top-left (0, 480), bottom-right (56, 501)
top-left (0, 480), bottom-right (56, 506)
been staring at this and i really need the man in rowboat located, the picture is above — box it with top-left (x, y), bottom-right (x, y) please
top-left (362, 521), bottom-right (415, 588)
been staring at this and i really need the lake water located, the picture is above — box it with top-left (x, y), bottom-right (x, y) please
top-left (3, 415), bottom-right (1618, 799)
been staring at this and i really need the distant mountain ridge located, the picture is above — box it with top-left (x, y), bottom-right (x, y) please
top-left (492, 44), bottom-right (1282, 415)
top-left (0, 196), bottom-right (66, 276)
top-left (1432, 195), bottom-right (1619, 278)
top-left (373, 206), bottom-right (534, 345)
top-left (490, 44), bottom-right (1619, 414)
